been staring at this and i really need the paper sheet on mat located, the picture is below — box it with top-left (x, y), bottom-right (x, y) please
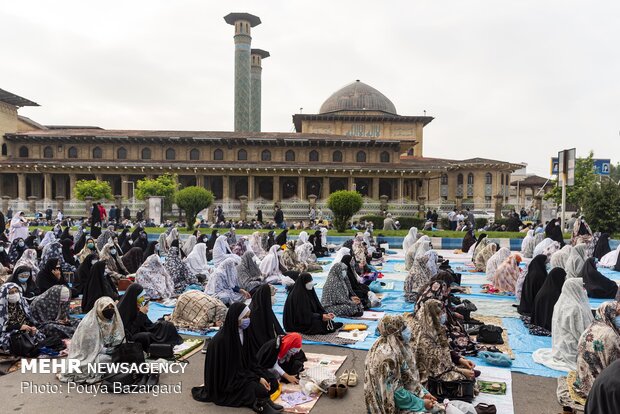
top-left (472, 366), bottom-right (514, 414)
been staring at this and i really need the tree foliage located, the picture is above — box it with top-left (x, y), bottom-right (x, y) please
top-left (327, 190), bottom-right (364, 232)
top-left (545, 151), bottom-right (597, 211)
top-left (582, 179), bottom-right (620, 234)
top-left (135, 173), bottom-right (178, 210)
top-left (610, 163), bottom-right (620, 184)
top-left (74, 180), bottom-right (113, 201)
top-left (175, 186), bottom-right (214, 230)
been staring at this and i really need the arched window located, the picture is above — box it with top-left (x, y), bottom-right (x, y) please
top-left (1, 143), bottom-right (7, 156)
top-left (213, 149), bottom-right (223, 161)
top-left (68, 146), bottom-right (78, 158)
top-left (117, 147), bottom-right (127, 160)
top-left (92, 147), bottom-right (103, 159)
top-left (261, 150), bottom-right (271, 161)
top-left (467, 173), bottom-right (474, 185)
top-left (18, 146), bottom-right (29, 158)
top-left (43, 146), bottom-right (53, 158)
top-left (457, 173), bottom-right (464, 185)
top-left (141, 148), bottom-right (151, 160)
top-left (309, 150), bottom-right (319, 162)
top-left (441, 174), bottom-right (448, 185)
top-left (356, 151), bottom-right (367, 163)
top-left (189, 148), bottom-right (200, 160)
top-left (237, 149), bottom-right (247, 161)
top-left (380, 151), bottom-right (390, 163)
top-left (165, 148), bottom-right (176, 160)
top-left (485, 173), bottom-right (493, 185)
top-left (285, 150), bottom-right (295, 162)
top-left (332, 150), bottom-right (343, 162)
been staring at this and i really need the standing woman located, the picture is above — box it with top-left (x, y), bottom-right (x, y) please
top-left (89, 203), bottom-right (102, 240)
top-left (81, 261), bottom-right (119, 313)
top-left (192, 303), bottom-right (281, 414)
top-left (8, 211), bottom-right (29, 243)
top-left (116, 283), bottom-right (182, 352)
top-left (247, 284), bottom-right (285, 357)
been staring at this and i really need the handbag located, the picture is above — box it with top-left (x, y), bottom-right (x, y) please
top-left (477, 324), bottom-right (504, 344)
top-left (111, 337), bottom-right (145, 364)
top-left (426, 377), bottom-right (475, 403)
top-left (148, 344), bottom-right (174, 359)
top-left (9, 331), bottom-right (41, 357)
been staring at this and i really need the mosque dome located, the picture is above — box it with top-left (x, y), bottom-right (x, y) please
top-left (319, 80), bottom-right (397, 115)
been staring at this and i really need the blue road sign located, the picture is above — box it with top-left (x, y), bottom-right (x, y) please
top-left (593, 159), bottom-right (611, 176)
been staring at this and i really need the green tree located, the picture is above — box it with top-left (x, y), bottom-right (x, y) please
top-left (74, 180), bottom-right (113, 201)
top-left (327, 190), bottom-right (363, 232)
top-left (135, 173), bottom-right (178, 211)
top-left (582, 179), bottom-right (620, 234)
top-left (545, 151), bottom-right (597, 211)
top-left (175, 186), bottom-right (214, 230)
top-left (609, 162), bottom-right (620, 184)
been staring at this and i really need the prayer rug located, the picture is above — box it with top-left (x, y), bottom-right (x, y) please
top-left (301, 332), bottom-right (357, 346)
top-left (471, 366), bottom-right (514, 414)
top-left (471, 316), bottom-right (515, 359)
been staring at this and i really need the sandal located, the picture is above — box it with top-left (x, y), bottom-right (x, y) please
top-left (339, 369), bottom-right (350, 385)
top-left (347, 369), bottom-right (358, 387)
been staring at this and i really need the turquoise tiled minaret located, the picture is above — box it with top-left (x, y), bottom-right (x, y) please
top-left (224, 13), bottom-right (261, 132)
top-left (250, 49), bottom-right (269, 132)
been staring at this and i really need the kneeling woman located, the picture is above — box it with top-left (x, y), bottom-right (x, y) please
top-left (257, 333), bottom-right (306, 385)
top-left (0, 283), bottom-right (45, 354)
top-left (58, 297), bottom-right (124, 384)
top-left (192, 303), bottom-right (281, 414)
top-left (283, 273), bottom-right (343, 334)
top-left (321, 262), bottom-right (364, 317)
top-left (116, 283), bottom-right (182, 352)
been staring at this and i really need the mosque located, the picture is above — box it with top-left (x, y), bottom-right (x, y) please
top-left (0, 12), bottom-right (522, 218)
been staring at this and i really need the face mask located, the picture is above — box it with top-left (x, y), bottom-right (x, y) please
top-left (18, 242), bottom-right (25, 248)
top-left (439, 313), bottom-right (447, 325)
top-left (0, 247), bottom-right (4, 252)
top-left (110, 248), bottom-right (117, 256)
top-left (401, 327), bottom-right (411, 342)
top-left (101, 308), bottom-right (115, 320)
top-left (614, 316), bottom-right (620, 328)
top-left (305, 282), bottom-right (315, 291)
top-left (18, 276), bottom-right (29, 284)
top-left (87, 243), bottom-right (95, 249)
top-left (91, 259), bottom-right (98, 265)
top-left (59, 289), bottom-right (71, 302)
top-left (239, 318), bottom-right (251, 330)
top-left (7, 293), bottom-right (20, 304)
top-left (252, 256), bottom-right (261, 265)
top-left (271, 295), bottom-right (277, 305)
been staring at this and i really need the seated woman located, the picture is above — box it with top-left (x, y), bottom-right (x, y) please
top-left (517, 254), bottom-right (548, 316)
top-left (58, 297), bottom-right (124, 384)
top-left (471, 234), bottom-right (489, 262)
top-left (311, 230), bottom-right (328, 258)
top-left (121, 246), bottom-right (144, 274)
top-left (170, 290), bottom-right (228, 331)
top-left (520, 229), bottom-right (536, 258)
top-left (340, 254), bottom-right (375, 309)
top-left (14, 248), bottom-right (40, 275)
top-left (571, 216), bottom-right (593, 250)
top-left (407, 299), bottom-right (477, 384)
top-left (365, 314), bottom-right (442, 413)
top-left (474, 242), bottom-right (497, 272)
top-left (116, 283), bottom-right (182, 352)
top-left (485, 247), bottom-right (511, 282)
top-left (30, 285), bottom-right (77, 341)
top-left (60, 238), bottom-right (77, 275)
top-left (260, 245), bottom-right (295, 286)
top-left (280, 241), bottom-right (307, 272)
top-left (584, 359), bottom-right (620, 413)
top-left (247, 284), bottom-right (285, 357)
top-left (96, 227), bottom-right (117, 251)
top-left (257, 333), bottom-right (306, 385)
top-left (321, 262), bottom-right (364, 317)
top-left (404, 236), bottom-right (431, 271)
top-left (0, 282), bottom-right (46, 354)
top-left (593, 233), bottom-right (611, 260)
top-left (82, 261), bottom-right (119, 313)
top-left (7, 238), bottom-right (28, 265)
top-left (403, 226), bottom-right (420, 253)
top-left (550, 245), bottom-right (573, 270)
top-left (100, 240), bottom-right (129, 282)
top-left (182, 235), bottom-right (197, 259)
top-left (296, 231), bottom-right (309, 248)
top-left (491, 254), bottom-right (522, 294)
top-left (404, 251), bottom-right (438, 303)
top-left (237, 251), bottom-right (265, 294)
top-left (212, 235), bottom-right (237, 266)
top-left (582, 258), bottom-right (619, 299)
top-left (74, 253), bottom-right (98, 296)
top-left (36, 258), bottom-right (75, 296)
top-left (528, 268), bottom-right (566, 336)
top-left (600, 243), bottom-right (620, 268)
top-left (191, 303), bottom-right (281, 414)
top-left (164, 246), bottom-right (199, 295)
top-left (7, 266), bottom-right (40, 299)
top-left (184, 243), bottom-right (211, 280)
top-left (274, 229), bottom-right (288, 247)
top-left (295, 242), bottom-right (322, 272)
top-left (40, 240), bottom-right (63, 268)
top-left (205, 258), bottom-right (250, 305)
top-left (136, 254), bottom-right (175, 300)
top-left (249, 231), bottom-right (267, 259)
top-left (142, 240), bottom-right (159, 263)
top-left (283, 272), bottom-right (342, 334)
top-left (75, 237), bottom-right (98, 264)
top-left (572, 301), bottom-right (620, 401)
top-left (533, 278), bottom-right (594, 372)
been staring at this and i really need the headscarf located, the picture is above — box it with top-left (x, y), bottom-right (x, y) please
top-left (582, 258), bottom-right (619, 299)
top-left (61, 238), bottom-right (76, 267)
top-left (81, 261), bottom-right (119, 313)
top-left (259, 245), bottom-right (281, 278)
top-left (8, 238), bottom-right (27, 264)
top-left (7, 266), bottom-right (39, 298)
top-left (521, 230), bottom-right (536, 258)
top-left (184, 243), bottom-right (211, 276)
top-left (205, 258), bottom-right (243, 304)
top-left (472, 233), bottom-right (488, 260)
top-left (486, 247), bottom-right (511, 282)
top-left (136, 254), bottom-right (175, 300)
top-left (566, 244), bottom-right (588, 279)
top-left (164, 246), bottom-right (199, 294)
top-left (601, 243), bottom-right (620, 268)
top-left (474, 242), bottom-right (497, 272)
top-left (182, 235), bottom-right (197, 258)
top-left (572, 217), bottom-right (593, 247)
top-left (0, 282), bottom-right (38, 350)
top-left (170, 290), bottom-right (227, 331)
top-left (274, 229), bottom-right (288, 247)
top-left (461, 228), bottom-right (476, 253)
top-left (405, 236), bottom-right (431, 270)
top-left (58, 296), bottom-right (124, 384)
top-left (249, 231), bottom-right (266, 259)
top-left (212, 235), bottom-right (236, 266)
top-left (236, 251), bottom-right (264, 293)
top-left (99, 241), bottom-right (129, 277)
top-left (166, 228), bottom-right (179, 249)
top-left (404, 253), bottom-right (434, 303)
top-left (333, 247), bottom-right (351, 264)
top-left (295, 243), bottom-right (315, 264)
top-left (116, 283), bottom-right (144, 331)
top-left (14, 248), bottom-right (40, 276)
top-left (142, 241), bottom-right (158, 262)
top-left (76, 237), bottom-right (98, 264)
top-left (518, 254), bottom-right (549, 316)
top-left (531, 268), bottom-right (566, 331)
top-left (96, 228), bottom-right (116, 252)
top-left (593, 233), bottom-right (611, 260)
top-left (493, 255), bottom-right (521, 293)
top-left (247, 284), bottom-right (285, 357)
top-left (40, 231), bottom-right (57, 248)
top-left (550, 245), bottom-right (573, 270)
top-left (206, 229), bottom-right (219, 251)
top-left (402, 227), bottom-right (419, 253)
top-left (584, 359), bottom-right (620, 413)
top-left (30, 285), bottom-right (72, 326)
top-left (75, 253), bottom-right (97, 295)
top-left (297, 231), bottom-right (309, 246)
top-left (157, 232), bottom-right (169, 255)
top-left (121, 246), bottom-right (144, 274)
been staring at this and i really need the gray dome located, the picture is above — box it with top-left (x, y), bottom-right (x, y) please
top-left (319, 80), bottom-right (397, 115)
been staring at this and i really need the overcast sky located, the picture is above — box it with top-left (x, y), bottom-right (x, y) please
top-left (2, 1), bottom-right (619, 175)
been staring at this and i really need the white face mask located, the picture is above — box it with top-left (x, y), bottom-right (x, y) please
top-left (252, 256), bottom-right (261, 265)
top-left (110, 248), bottom-right (117, 256)
top-left (60, 288), bottom-right (71, 302)
top-left (305, 282), bottom-right (315, 291)
top-left (439, 313), bottom-right (447, 325)
top-left (7, 293), bottom-right (20, 304)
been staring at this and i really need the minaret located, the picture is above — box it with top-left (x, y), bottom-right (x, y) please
top-left (224, 13), bottom-right (261, 132)
top-left (250, 49), bottom-right (269, 132)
